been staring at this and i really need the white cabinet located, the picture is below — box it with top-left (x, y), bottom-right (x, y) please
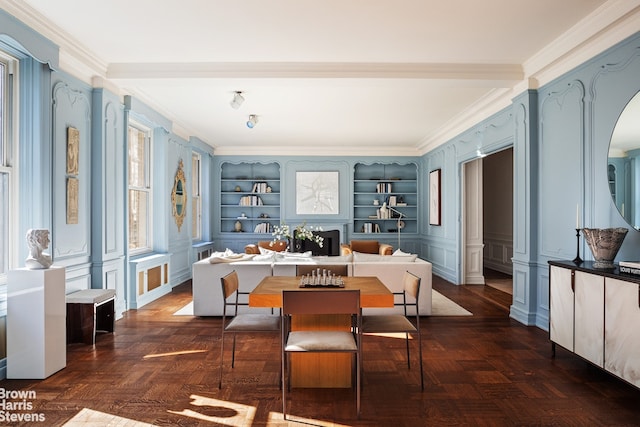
top-left (549, 261), bottom-right (639, 389)
top-left (7, 267), bottom-right (66, 379)
top-left (549, 265), bottom-right (574, 351)
top-left (574, 271), bottom-right (604, 367)
top-left (604, 277), bottom-right (640, 388)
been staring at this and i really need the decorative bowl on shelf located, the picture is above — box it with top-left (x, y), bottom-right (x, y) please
top-left (582, 227), bottom-right (628, 268)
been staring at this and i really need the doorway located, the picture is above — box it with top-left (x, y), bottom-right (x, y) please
top-left (463, 148), bottom-right (513, 297)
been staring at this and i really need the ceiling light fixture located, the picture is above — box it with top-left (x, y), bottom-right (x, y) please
top-left (230, 91), bottom-right (244, 109)
top-left (246, 115), bottom-right (258, 129)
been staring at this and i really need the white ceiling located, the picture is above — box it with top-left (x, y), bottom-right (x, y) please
top-left (4, 0), bottom-right (633, 155)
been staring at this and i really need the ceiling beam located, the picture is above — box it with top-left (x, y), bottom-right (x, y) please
top-left (107, 62), bottom-right (523, 85)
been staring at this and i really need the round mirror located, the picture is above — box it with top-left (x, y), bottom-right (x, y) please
top-left (608, 90), bottom-right (640, 230)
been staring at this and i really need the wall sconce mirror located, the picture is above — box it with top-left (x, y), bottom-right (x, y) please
top-left (172, 159), bottom-right (187, 232)
top-left (607, 90), bottom-right (640, 230)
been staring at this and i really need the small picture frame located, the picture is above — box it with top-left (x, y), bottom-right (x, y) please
top-left (429, 169), bottom-right (441, 226)
top-left (67, 177), bottom-right (79, 224)
top-left (67, 126), bottom-right (79, 175)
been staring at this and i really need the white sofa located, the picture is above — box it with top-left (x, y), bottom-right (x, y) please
top-left (191, 252), bottom-right (432, 316)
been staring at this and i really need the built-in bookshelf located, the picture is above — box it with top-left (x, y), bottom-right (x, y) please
top-left (353, 162), bottom-right (418, 235)
top-left (220, 162), bottom-right (280, 234)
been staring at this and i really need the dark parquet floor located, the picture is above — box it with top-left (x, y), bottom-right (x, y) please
top-left (2, 276), bottom-right (640, 426)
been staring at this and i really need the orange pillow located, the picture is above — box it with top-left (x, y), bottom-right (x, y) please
top-left (350, 240), bottom-right (380, 254)
top-left (258, 240), bottom-right (287, 252)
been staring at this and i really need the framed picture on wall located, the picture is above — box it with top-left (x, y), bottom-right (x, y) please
top-left (67, 177), bottom-right (79, 224)
top-left (429, 169), bottom-right (441, 226)
top-left (67, 126), bottom-right (79, 175)
top-left (296, 171), bottom-right (339, 215)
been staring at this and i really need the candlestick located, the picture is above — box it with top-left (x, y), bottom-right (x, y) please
top-left (573, 228), bottom-right (582, 264)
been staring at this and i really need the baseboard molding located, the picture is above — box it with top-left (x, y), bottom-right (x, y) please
top-left (484, 259), bottom-right (512, 275)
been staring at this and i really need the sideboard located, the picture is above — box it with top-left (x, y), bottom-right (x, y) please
top-left (548, 260), bottom-right (640, 390)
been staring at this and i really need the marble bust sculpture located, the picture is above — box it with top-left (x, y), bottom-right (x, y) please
top-left (25, 228), bottom-right (53, 269)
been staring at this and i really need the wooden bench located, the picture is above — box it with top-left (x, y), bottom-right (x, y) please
top-left (66, 289), bottom-right (116, 345)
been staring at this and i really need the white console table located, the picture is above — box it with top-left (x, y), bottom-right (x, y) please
top-left (549, 260), bottom-right (640, 390)
top-left (7, 266), bottom-right (66, 379)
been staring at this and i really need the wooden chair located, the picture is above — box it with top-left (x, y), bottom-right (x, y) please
top-left (281, 290), bottom-right (362, 419)
top-left (361, 270), bottom-right (424, 390)
top-left (219, 270), bottom-right (280, 388)
top-left (295, 264), bottom-right (348, 277)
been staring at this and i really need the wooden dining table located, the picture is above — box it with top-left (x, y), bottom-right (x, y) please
top-left (250, 275), bottom-right (393, 388)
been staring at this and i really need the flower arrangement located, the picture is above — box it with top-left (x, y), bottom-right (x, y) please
top-left (272, 221), bottom-right (324, 248)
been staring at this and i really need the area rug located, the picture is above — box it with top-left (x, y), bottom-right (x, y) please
top-left (63, 408), bottom-right (155, 426)
top-left (431, 290), bottom-right (472, 316)
top-left (173, 301), bottom-right (193, 316)
top-left (174, 291), bottom-right (472, 316)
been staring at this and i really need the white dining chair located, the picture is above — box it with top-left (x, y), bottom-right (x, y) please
top-left (362, 270), bottom-right (424, 390)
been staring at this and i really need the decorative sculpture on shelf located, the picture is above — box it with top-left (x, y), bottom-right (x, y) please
top-left (25, 228), bottom-right (53, 269)
top-left (582, 227), bottom-right (628, 269)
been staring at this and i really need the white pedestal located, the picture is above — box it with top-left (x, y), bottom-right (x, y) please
top-left (7, 266), bottom-right (66, 379)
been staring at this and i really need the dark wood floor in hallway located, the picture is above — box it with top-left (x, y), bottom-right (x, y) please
top-left (2, 276), bottom-right (639, 426)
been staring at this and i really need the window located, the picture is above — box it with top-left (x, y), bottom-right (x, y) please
top-left (128, 123), bottom-right (152, 253)
top-left (0, 51), bottom-right (17, 285)
top-left (191, 152), bottom-right (202, 240)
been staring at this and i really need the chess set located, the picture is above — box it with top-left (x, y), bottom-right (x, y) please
top-left (299, 268), bottom-right (345, 288)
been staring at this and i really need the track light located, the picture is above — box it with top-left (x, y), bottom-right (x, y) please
top-left (230, 91), bottom-right (244, 109)
top-left (246, 115), bottom-right (258, 129)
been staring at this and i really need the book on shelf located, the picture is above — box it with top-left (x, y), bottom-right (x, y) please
top-left (376, 182), bottom-right (392, 193)
top-left (619, 261), bottom-right (640, 268)
top-left (619, 261), bottom-right (640, 275)
top-left (362, 222), bottom-right (380, 233)
top-left (252, 181), bottom-right (268, 193)
top-left (239, 195), bottom-right (263, 206)
top-left (253, 222), bottom-right (271, 233)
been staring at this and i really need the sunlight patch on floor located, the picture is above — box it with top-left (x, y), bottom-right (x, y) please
top-left (63, 408), bottom-right (154, 426)
top-left (270, 411), bottom-right (352, 426)
top-left (168, 395), bottom-right (257, 426)
top-left (169, 394), bottom-right (353, 426)
top-left (142, 350), bottom-right (207, 359)
top-left (363, 332), bottom-right (411, 339)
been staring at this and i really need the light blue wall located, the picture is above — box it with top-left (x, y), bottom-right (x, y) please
top-left (91, 88), bottom-right (126, 316)
top-left (421, 108), bottom-right (514, 284)
top-left (50, 74), bottom-right (93, 293)
top-left (422, 31), bottom-right (640, 329)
